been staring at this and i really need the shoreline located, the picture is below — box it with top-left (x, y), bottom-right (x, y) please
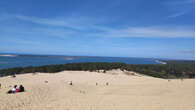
top-left (155, 60), bottom-right (167, 64)
top-left (0, 54), bottom-right (17, 57)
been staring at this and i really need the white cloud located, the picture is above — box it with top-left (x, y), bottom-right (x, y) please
top-left (167, 11), bottom-right (187, 18)
top-left (178, 0), bottom-right (195, 4)
top-left (183, 0), bottom-right (195, 4)
top-left (2, 14), bottom-right (195, 38)
top-left (15, 15), bottom-right (102, 30)
top-left (166, 0), bottom-right (195, 5)
top-left (165, 0), bottom-right (195, 18)
top-left (95, 27), bottom-right (195, 38)
top-left (15, 15), bottom-right (83, 30)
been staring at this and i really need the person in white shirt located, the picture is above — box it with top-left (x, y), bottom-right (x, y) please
top-left (69, 81), bottom-right (73, 85)
top-left (11, 85), bottom-right (17, 92)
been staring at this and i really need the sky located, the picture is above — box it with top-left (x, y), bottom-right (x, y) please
top-left (0, 0), bottom-right (195, 60)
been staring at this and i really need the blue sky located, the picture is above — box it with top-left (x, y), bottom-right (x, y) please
top-left (0, 0), bottom-right (195, 59)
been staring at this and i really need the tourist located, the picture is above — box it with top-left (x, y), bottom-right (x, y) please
top-left (19, 85), bottom-right (25, 92)
top-left (69, 81), bottom-right (73, 85)
top-left (15, 86), bottom-right (20, 92)
top-left (11, 85), bottom-right (17, 93)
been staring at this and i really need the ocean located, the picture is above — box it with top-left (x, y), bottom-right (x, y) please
top-left (0, 54), bottom-right (162, 70)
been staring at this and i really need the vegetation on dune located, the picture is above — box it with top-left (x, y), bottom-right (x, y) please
top-left (124, 64), bottom-right (195, 78)
top-left (0, 61), bottom-right (195, 79)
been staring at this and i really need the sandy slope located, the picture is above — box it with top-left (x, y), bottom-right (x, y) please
top-left (0, 70), bottom-right (195, 110)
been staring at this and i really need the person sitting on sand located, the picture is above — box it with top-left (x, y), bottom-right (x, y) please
top-left (7, 85), bottom-right (17, 93)
top-left (69, 81), bottom-right (73, 86)
top-left (11, 85), bottom-right (17, 93)
top-left (7, 85), bottom-right (25, 94)
top-left (15, 87), bottom-right (20, 92)
top-left (19, 85), bottom-right (24, 92)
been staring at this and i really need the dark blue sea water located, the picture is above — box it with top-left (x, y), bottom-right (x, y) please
top-left (0, 55), bottom-right (161, 70)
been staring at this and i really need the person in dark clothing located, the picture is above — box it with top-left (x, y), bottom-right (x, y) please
top-left (19, 85), bottom-right (24, 92)
top-left (69, 81), bottom-right (73, 86)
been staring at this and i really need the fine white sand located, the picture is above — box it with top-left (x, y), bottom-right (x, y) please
top-left (0, 70), bottom-right (195, 110)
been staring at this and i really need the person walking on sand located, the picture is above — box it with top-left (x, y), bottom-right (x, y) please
top-left (0, 83), bottom-right (1, 89)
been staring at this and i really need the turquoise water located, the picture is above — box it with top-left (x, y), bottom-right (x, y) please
top-left (0, 55), bottom-right (161, 70)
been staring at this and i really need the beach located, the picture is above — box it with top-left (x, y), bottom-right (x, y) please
top-left (0, 70), bottom-right (195, 110)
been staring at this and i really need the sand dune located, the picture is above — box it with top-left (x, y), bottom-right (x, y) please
top-left (0, 70), bottom-right (195, 110)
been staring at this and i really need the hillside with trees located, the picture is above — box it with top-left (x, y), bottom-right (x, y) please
top-left (0, 61), bottom-right (195, 78)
